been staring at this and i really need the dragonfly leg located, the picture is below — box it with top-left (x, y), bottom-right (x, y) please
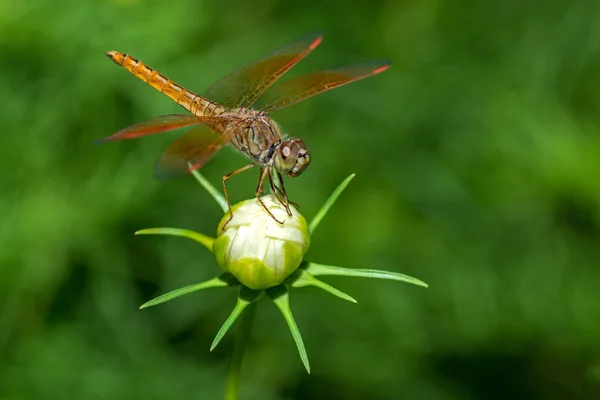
top-left (276, 171), bottom-right (299, 213)
top-left (267, 168), bottom-right (290, 212)
top-left (257, 167), bottom-right (284, 224)
top-left (221, 163), bottom-right (255, 230)
top-left (268, 169), bottom-right (295, 216)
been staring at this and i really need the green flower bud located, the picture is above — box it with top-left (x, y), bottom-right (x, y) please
top-left (212, 194), bottom-right (310, 290)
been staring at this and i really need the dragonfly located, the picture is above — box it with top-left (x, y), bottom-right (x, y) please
top-left (99, 32), bottom-right (390, 224)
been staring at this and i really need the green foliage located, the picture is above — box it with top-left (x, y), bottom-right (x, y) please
top-left (140, 274), bottom-right (237, 309)
top-left (2, 0), bottom-right (600, 398)
top-left (267, 285), bottom-right (311, 374)
top-left (136, 227), bottom-right (214, 251)
top-left (211, 287), bottom-right (262, 352)
top-left (288, 267), bottom-right (357, 304)
top-left (309, 173), bottom-right (355, 234)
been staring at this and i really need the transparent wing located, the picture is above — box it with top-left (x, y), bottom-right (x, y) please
top-left (203, 32), bottom-right (323, 109)
top-left (154, 123), bottom-right (233, 180)
top-left (96, 114), bottom-right (202, 142)
top-left (256, 60), bottom-right (391, 112)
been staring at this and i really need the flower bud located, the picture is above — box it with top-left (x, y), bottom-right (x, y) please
top-left (212, 195), bottom-right (310, 289)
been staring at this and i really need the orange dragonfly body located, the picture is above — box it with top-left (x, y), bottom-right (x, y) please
top-left (100, 32), bottom-right (390, 223)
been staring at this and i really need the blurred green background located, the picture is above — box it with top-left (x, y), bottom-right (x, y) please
top-left (2, 0), bottom-right (600, 398)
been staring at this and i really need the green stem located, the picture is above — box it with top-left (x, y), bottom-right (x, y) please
top-left (225, 302), bottom-right (256, 400)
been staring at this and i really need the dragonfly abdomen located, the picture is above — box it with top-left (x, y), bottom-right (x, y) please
top-left (106, 51), bottom-right (224, 117)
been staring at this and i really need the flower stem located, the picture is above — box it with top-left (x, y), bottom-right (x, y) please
top-left (225, 301), bottom-right (256, 400)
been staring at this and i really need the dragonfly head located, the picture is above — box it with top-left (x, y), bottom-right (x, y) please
top-left (273, 138), bottom-right (311, 178)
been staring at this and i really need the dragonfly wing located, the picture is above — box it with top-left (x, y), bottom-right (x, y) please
top-left (154, 122), bottom-right (232, 180)
top-left (256, 60), bottom-right (391, 112)
top-left (203, 32), bottom-right (323, 109)
top-left (97, 114), bottom-right (201, 142)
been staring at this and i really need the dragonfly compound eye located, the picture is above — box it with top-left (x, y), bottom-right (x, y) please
top-left (274, 138), bottom-right (310, 177)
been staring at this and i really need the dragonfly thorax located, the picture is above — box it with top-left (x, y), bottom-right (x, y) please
top-left (223, 109), bottom-right (310, 177)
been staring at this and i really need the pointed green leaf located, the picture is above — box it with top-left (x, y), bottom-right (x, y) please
top-left (288, 269), bottom-right (356, 303)
top-left (140, 273), bottom-right (238, 309)
top-left (304, 262), bottom-right (428, 288)
top-left (190, 167), bottom-right (228, 213)
top-left (266, 285), bottom-right (311, 373)
top-left (309, 174), bottom-right (355, 234)
top-left (211, 287), bottom-right (262, 351)
top-left (307, 277), bottom-right (357, 303)
top-left (135, 227), bottom-right (214, 251)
